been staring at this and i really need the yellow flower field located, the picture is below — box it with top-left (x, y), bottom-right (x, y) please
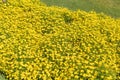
top-left (0, 0), bottom-right (120, 80)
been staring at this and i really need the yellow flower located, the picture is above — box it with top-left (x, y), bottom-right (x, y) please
top-left (80, 70), bottom-right (84, 73)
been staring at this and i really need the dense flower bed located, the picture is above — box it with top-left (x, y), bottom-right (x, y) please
top-left (0, 0), bottom-right (120, 80)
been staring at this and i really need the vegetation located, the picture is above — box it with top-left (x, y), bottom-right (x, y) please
top-left (0, 73), bottom-right (7, 80)
top-left (41, 0), bottom-right (120, 18)
top-left (0, 0), bottom-right (120, 80)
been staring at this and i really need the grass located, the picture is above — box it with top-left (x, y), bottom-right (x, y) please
top-left (0, 73), bottom-right (7, 80)
top-left (40, 0), bottom-right (120, 18)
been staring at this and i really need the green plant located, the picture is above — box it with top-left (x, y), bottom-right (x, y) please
top-left (41, 0), bottom-right (120, 18)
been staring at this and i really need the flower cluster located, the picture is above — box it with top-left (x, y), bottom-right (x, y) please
top-left (0, 0), bottom-right (120, 80)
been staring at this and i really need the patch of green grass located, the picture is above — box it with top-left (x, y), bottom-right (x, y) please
top-left (0, 74), bottom-right (8, 80)
top-left (40, 0), bottom-right (120, 18)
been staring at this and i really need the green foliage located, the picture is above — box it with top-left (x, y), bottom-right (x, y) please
top-left (0, 71), bottom-right (7, 80)
top-left (0, 0), bottom-right (120, 80)
top-left (41, 0), bottom-right (120, 18)
top-left (0, 75), bottom-right (7, 80)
